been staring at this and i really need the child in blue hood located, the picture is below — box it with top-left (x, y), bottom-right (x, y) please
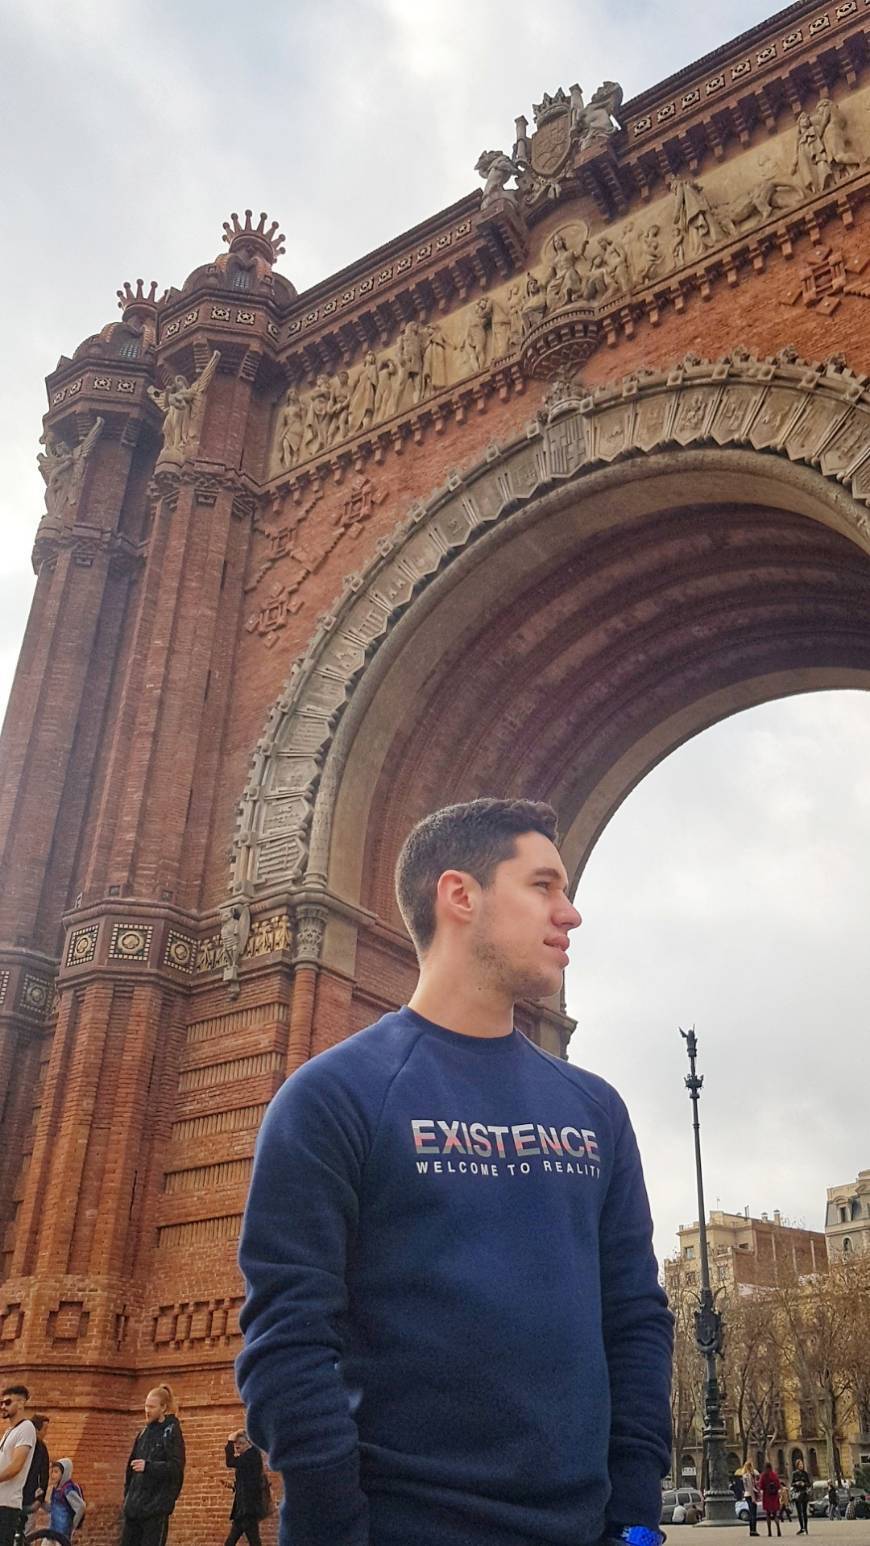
top-left (47, 1459), bottom-right (85, 1541)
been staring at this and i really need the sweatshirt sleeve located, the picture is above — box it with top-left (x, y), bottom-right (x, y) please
top-left (236, 1059), bottom-right (371, 1546)
top-left (599, 1094), bottom-right (673, 1532)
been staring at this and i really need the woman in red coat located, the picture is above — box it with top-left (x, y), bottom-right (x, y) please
top-left (759, 1464), bottom-right (782, 1538)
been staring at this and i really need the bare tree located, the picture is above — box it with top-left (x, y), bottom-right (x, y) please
top-left (771, 1263), bottom-right (855, 1482)
top-left (667, 1261), bottom-right (704, 1480)
top-left (721, 1286), bottom-right (783, 1465)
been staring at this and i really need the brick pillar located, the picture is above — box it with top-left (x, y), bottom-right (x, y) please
top-left (0, 394), bottom-right (149, 1263)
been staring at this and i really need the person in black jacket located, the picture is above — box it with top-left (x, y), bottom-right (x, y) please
top-left (791, 1457), bottom-right (811, 1535)
top-left (223, 1432), bottom-right (266, 1546)
top-left (120, 1385), bottom-right (185, 1546)
top-left (21, 1415), bottom-right (50, 1526)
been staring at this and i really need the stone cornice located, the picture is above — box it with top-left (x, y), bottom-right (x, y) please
top-left (621, 0), bottom-right (868, 141)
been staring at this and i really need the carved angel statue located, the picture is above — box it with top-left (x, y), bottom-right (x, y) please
top-left (37, 416), bottom-right (105, 518)
top-left (147, 350), bottom-right (220, 459)
top-left (475, 150), bottom-right (522, 208)
top-left (577, 81), bottom-right (623, 148)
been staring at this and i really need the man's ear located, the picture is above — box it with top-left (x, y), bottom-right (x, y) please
top-left (434, 868), bottom-right (478, 929)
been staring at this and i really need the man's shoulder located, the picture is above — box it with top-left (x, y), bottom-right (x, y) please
top-left (271, 1010), bottom-right (422, 1111)
top-left (14, 1420), bottom-right (36, 1447)
top-left (521, 1038), bottom-right (627, 1119)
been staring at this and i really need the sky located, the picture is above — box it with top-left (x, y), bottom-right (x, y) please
top-left (3, 1), bottom-right (868, 1262)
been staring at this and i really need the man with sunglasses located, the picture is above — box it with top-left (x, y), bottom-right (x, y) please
top-left (0, 1388), bottom-right (36, 1546)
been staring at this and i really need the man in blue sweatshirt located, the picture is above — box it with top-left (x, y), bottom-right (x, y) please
top-left (238, 798), bottom-right (673, 1546)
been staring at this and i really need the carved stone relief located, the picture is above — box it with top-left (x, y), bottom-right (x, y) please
top-left (245, 474), bottom-right (387, 642)
top-left (267, 90), bottom-right (868, 479)
top-left (785, 244), bottom-right (870, 313)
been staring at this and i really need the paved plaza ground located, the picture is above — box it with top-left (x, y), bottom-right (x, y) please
top-left (681, 1525), bottom-right (870, 1544)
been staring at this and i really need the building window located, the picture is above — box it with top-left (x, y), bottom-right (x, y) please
top-left (684, 1245), bottom-right (695, 1259)
top-left (839, 1206), bottom-right (848, 1223)
top-left (842, 1237), bottom-right (852, 1254)
top-left (231, 268), bottom-right (252, 291)
top-left (119, 339), bottom-right (140, 359)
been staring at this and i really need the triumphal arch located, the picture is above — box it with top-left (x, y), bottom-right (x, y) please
top-left (2, 4), bottom-right (870, 1538)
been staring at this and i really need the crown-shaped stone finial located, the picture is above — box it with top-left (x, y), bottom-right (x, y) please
top-left (222, 210), bottom-right (286, 264)
top-left (533, 87), bottom-right (571, 126)
top-left (116, 278), bottom-right (160, 315)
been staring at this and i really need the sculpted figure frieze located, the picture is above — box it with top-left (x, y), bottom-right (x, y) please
top-left (543, 228), bottom-right (589, 309)
top-left (813, 96), bottom-right (861, 179)
top-left (276, 387), bottom-right (305, 469)
top-left (792, 112), bottom-right (834, 194)
top-left (350, 351), bottom-right (380, 433)
top-left (268, 82), bottom-right (870, 481)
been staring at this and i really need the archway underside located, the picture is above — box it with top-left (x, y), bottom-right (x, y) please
top-left (327, 495), bottom-right (870, 934)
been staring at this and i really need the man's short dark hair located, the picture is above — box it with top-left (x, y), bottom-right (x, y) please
top-left (2, 1384), bottom-right (29, 1400)
top-left (31, 1414), bottom-right (49, 1432)
top-left (395, 798), bottom-right (559, 953)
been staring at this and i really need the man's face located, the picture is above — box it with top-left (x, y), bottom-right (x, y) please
top-left (234, 1435), bottom-right (250, 1453)
top-left (144, 1392), bottom-right (164, 1423)
top-left (0, 1392), bottom-right (25, 1422)
top-left (467, 830), bottom-right (581, 1001)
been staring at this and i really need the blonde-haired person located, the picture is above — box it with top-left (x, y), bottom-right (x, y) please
top-left (742, 1460), bottom-right (760, 1537)
top-left (120, 1385), bottom-right (185, 1546)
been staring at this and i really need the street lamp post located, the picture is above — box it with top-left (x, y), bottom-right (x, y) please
top-left (680, 1026), bottom-right (735, 1526)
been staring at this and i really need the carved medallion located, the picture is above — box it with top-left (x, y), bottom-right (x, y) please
top-left (531, 112), bottom-right (571, 176)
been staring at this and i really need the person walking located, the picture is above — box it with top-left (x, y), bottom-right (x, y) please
top-left (742, 1461), bottom-right (760, 1537)
top-left (0, 1388), bottom-right (36, 1546)
top-left (120, 1385), bottom-right (184, 1546)
top-left (791, 1459), bottom-right (811, 1536)
top-left (826, 1482), bottom-right (838, 1521)
top-left (759, 1463), bottom-right (782, 1538)
top-left (778, 1480), bottom-right (791, 1524)
top-left (238, 798), bottom-right (674, 1546)
top-left (223, 1432), bottom-right (266, 1546)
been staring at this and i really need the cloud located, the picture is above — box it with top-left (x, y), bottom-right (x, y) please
top-left (567, 690), bottom-right (870, 1262)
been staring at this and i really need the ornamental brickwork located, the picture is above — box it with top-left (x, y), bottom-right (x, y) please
top-left (4, 5), bottom-right (870, 1543)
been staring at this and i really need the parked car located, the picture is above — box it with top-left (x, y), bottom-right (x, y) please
top-left (735, 1498), bottom-right (750, 1522)
top-left (661, 1488), bottom-right (705, 1524)
top-left (736, 1496), bottom-right (787, 1522)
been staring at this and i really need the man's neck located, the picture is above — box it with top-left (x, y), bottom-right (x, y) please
top-left (408, 966), bottom-right (514, 1038)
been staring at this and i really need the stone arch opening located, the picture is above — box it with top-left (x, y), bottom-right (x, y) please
top-left (233, 354), bottom-right (870, 921)
top-left (321, 449), bottom-right (870, 943)
top-left (233, 354), bottom-right (870, 1055)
